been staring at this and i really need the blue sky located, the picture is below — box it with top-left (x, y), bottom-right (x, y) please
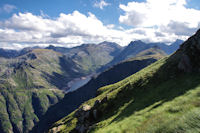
top-left (0, 0), bottom-right (200, 49)
top-left (0, 0), bottom-right (141, 26)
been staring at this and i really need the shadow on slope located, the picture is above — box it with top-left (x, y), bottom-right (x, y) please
top-left (109, 73), bottom-right (199, 124)
top-left (41, 56), bottom-right (86, 90)
top-left (89, 51), bottom-right (200, 130)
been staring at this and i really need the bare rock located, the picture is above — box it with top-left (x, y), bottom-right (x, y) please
top-left (49, 125), bottom-right (63, 133)
top-left (101, 96), bottom-right (108, 103)
top-left (94, 99), bottom-right (101, 107)
top-left (93, 109), bottom-right (98, 120)
top-left (75, 104), bottom-right (91, 117)
top-left (75, 125), bottom-right (87, 133)
top-left (82, 105), bottom-right (91, 111)
top-left (74, 97), bottom-right (108, 133)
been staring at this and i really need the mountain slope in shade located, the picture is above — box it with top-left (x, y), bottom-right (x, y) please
top-left (32, 47), bottom-right (166, 133)
top-left (0, 48), bottom-right (19, 58)
top-left (48, 29), bottom-right (200, 133)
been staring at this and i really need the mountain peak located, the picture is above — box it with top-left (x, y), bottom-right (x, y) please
top-left (129, 40), bottom-right (145, 45)
top-left (175, 39), bottom-right (183, 43)
top-left (98, 41), bottom-right (122, 50)
top-left (171, 39), bottom-right (184, 46)
top-left (46, 45), bottom-right (56, 49)
top-left (99, 41), bottom-right (113, 44)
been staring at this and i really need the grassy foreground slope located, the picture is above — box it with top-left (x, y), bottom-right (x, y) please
top-left (49, 30), bottom-right (200, 133)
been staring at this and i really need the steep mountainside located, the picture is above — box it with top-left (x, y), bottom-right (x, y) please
top-left (0, 48), bottom-right (96, 133)
top-left (110, 40), bottom-right (150, 65)
top-left (49, 29), bottom-right (200, 133)
top-left (108, 40), bottom-right (183, 67)
top-left (8, 49), bottom-right (89, 90)
top-left (46, 41), bottom-right (123, 73)
top-left (32, 47), bottom-right (166, 133)
top-left (0, 88), bottom-right (64, 133)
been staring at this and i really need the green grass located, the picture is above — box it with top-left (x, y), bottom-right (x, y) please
top-left (0, 89), bottom-right (64, 133)
top-left (92, 74), bottom-right (200, 133)
top-left (49, 50), bottom-right (200, 133)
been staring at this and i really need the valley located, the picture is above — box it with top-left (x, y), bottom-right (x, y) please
top-left (0, 0), bottom-right (199, 132)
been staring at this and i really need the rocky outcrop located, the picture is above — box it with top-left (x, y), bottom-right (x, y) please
top-left (178, 29), bottom-right (200, 72)
top-left (27, 53), bottom-right (37, 60)
top-left (74, 97), bottom-right (108, 133)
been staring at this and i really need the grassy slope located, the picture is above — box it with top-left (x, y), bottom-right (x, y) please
top-left (0, 89), bottom-right (64, 133)
top-left (50, 45), bottom-right (200, 133)
top-left (92, 47), bottom-right (166, 95)
top-left (0, 49), bottom-right (70, 133)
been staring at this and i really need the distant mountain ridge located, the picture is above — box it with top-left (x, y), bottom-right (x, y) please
top-left (102, 39), bottom-right (183, 70)
top-left (46, 41), bottom-right (123, 74)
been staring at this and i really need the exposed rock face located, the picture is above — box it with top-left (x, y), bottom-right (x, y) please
top-left (178, 29), bottom-right (200, 72)
top-left (27, 53), bottom-right (37, 60)
top-left (74, 97), bottom-right (108, 133)
top-left (49, 124), bottom-right (63, 133)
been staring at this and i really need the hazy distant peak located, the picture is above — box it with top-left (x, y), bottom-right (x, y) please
top-left (129, 40), bottom-right (145, 45)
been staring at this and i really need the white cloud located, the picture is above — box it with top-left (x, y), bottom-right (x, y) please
top-left (0, 11), bottom-right (135, 48)
top-left (94, 0), bottom-right (110, 9)
top-left (106, 24), bottom-right (115, 29)
top-left (0, 4), bottom-right (16, 13)
top-left (0, 0), bottom-right (200, 50)
top-left (119, 0), bottom-right (200, 37)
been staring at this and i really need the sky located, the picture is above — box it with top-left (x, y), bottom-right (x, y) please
top-left (0, 0), bottom-right (200, 49)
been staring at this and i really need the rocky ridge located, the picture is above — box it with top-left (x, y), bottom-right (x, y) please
top-left (178, 29), bottom-right (200, 72)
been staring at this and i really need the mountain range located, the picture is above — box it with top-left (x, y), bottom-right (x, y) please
top-left (0, 39), bottom-right (183, 133)
top-left (107, 39), bottom-right (183, 67)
